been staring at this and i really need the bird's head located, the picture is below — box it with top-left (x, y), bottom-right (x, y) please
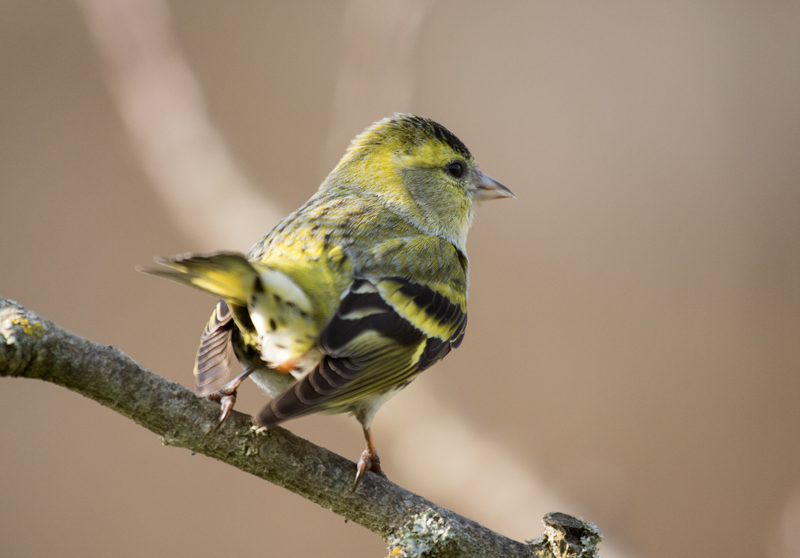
top-left (326, 114), bottom-right (513, 250)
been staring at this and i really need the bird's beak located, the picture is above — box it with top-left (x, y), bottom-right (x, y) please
top-left (473, 171), bottom-right (515, 201)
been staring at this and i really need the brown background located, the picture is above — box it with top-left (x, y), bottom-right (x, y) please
top-left (2, 2), bottom-right (799, 558)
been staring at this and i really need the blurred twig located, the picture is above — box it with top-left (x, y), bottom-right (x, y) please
top-left (0, 297), bottom-right (605, 558)
top-left (322, 0), bottom-right (431, 167)
top-left (74, 0), bottom-right (283, 250)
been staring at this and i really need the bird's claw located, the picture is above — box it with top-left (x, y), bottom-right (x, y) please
top-left (353, 448), bottom-right (386, 491)
top-left (206, 388), bottom-right (237, 425)
top-left (216, 393), bottom-right (236, 424)
top-left (204, 368), bottom-right (254, 425)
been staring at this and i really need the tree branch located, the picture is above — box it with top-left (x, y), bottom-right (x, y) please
top-left (0, 296), bottom-right (601, 558)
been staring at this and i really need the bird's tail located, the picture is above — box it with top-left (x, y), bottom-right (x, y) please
top-left (138, 251), bottom-right (257, 305)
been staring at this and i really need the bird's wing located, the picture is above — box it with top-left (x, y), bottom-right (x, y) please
top-left (254, 236), bottom-right (468, 427)
top-left (193, 300), bottom-right (238, 397)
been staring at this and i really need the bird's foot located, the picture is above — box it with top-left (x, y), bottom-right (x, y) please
top-left (206, 390), bottom-right (237, 425)
top-left (353, 448), bottom-right (386, 490)
top-left (205, 368), bottom-right (253, 424)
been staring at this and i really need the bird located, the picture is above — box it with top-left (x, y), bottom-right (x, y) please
top-left (141, 114), bottom-right (513, 489)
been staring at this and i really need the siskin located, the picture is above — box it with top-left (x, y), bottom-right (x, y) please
top-left (142, 114), bottom-right (513, 488)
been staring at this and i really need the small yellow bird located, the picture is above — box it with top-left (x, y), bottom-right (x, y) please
top-left (142, 114), bottom-right (513, 488)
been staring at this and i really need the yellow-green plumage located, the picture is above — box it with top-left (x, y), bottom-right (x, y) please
top-left (142, 114), bottom-right (513, 487)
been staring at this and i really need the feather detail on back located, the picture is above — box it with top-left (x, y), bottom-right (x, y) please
top-left (254, 276), bottom-right (465, 428)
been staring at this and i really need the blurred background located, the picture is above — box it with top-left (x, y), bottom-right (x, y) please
top-left (2, 1), bottom-right (799, 557)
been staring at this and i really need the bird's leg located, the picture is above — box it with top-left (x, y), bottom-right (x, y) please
top-left (353, 426), bottom-right (386, 490)
top-left (205, 368), bottom-right (254, 424)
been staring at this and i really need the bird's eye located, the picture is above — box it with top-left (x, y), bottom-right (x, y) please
top-left (445, 161), bottom-right (464, 179)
